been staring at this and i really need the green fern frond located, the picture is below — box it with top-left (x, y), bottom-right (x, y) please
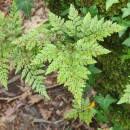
top-left (30, 5), bottom-right (123, 105)
top-left (84, 109), bottom-right (96, 125)
top-left (31, 43), bottom-right (58, 65)
top-left (12, 24), bottom-right (52, 51)
top-left (64, 109), bottom-right (78, 119)
top-left (21, 64), bottom-right (49, 99)
top-left (0, 0), bottom-right (23, 89)
top-left (49, 12), bottom-right (64, 33)
top-left (81, 13), bottom-right (124, 41)
top-left (64, 4), bottom-right (81, 37)
top-left (117, 84), bottom-right (130, 104)
top-left (0, 52), bottom-right (10, 89)
top-left (9, 4), bottom-right (123, 104)
top-left (10, 0), bottom-right (19, 15)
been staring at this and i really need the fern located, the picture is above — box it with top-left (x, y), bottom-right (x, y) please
top-left (30, 5), bottom-right (122, 104)
top-left (12, 5), bottom-right (123, 104)
top-left (15, 0), bottom-right (35, 19)
top-left (117, 84), bottom-right (130, 104)
top-left (21, 64), bottom-right (49, 99)
top-left (0, 1), bottom-right (23, 89)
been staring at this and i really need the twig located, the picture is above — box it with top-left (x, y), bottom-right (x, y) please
top-left (76, 121), bottom-right (84, 129)
top-left (8, 75), bottom-right (20, 85)
top-left (0, 95), bottom-right (21, 102)
top-left (82, 123), bottom-right (91, 130)
top-left (46, 84), bottom-right (61, 90)
top-left (33, 118), bottom-right (64, 124)
top-left (0, 89), bottom-right (31, 103)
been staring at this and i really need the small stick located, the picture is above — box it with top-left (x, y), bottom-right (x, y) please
top-left (0, 95), bottom-right (21, 102)
top-left (33, 118), bottom-right (64, 124)
top-left (46, 84), bottom-right (61, 90)
top-left (82, 123), bottom-right (91, 130)
top-left (8, 75), bottom-right (20, 85)
top-left (76, 121), bottom-right (84, 129)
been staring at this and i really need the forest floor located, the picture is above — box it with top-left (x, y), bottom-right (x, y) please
top-left (0, 0), bottom-right (109, 130)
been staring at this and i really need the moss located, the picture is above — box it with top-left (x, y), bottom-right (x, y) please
top-left (46, 0), bottom-right (129, 18)
top-left (95, 34), bottom-right (130, 129)
top-left (93, 0), bottom-right (129, 17)
top-left (96, 33), bottom-right (130, 95)
top-left (110, 105), bottom-right (130, 129)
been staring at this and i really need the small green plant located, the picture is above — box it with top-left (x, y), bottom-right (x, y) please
top-left (106, 0), bottom-right (119, 11)
top-left (94, 94), bottom-right (117, 123)
top-left (86, 64), bottom-right (102, 88)
top-left (1, 3), bottom-right (123, 102)
top-left (12, 4), bottom-right (123, 105)
top-left (122, 2), bottom-right (130, 18)
top-left (80, 5), bottom-right (98, 17)
top-left (15, 0), bottom-right (35, 18)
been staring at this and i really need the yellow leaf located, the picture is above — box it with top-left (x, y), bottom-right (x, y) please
top-left (87, 101), bottom-right (95, 109)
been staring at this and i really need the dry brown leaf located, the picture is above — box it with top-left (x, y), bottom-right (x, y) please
top-left (4, 102), bottom-right (24, 116)
top-left (39, 108), bottom-right (52, 120)
top-left (45, 72), bottom-right (57, 85)
top-left (0, 115), bottom-right (16, 123)
top-left (21, 91), bottom-right (32, 100)
top-left (28, 94), bottom-right (44, 105)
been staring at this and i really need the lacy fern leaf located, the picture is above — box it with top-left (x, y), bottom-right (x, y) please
top-left (21, 64), bottom-right (49, 99)
top-left (12, 4), bottom-right (123, 104)
top-left (32, 5), bottom-right (123, 104)
top-left (118, 84), bottom-right (130, 104)
top-left (0, 1), bottom-right (23, 89)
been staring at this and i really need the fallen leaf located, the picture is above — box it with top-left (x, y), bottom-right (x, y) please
top-left (39, 108), bottom-right (52, 120)
top-left (0, 115), bottom-right (16, 123)
top-left (21, 91), bottom-right (32, 100)
top-left (28, 94), bottom-right (44, 105)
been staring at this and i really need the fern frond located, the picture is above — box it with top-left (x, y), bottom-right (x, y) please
top-left (117, 85), bottom-right (130, 104)
top-left (49, 12), bottom-right (64, 33)
top-left (64, 109), bottom-right (78, 119)
top-left (81, 13), bottom-right (124, 41)
top-left (12, 24), bottom-right (52, 51)
top-left (10, 0), bottom-right (19, 14)
top-left (0, 52), bottom-right (10, 89)
top-left (10, 4), bottom-right (123, 105)
top-left (0, 0), bottom-right (23, 89)
top-left (84, 109), bottom-right (96, 125)
top-left (21, 64), bottom-right (49, 99)
top-left (64, 4), bottom-right (81, 37)
top-left (6, 0), bottom-right (23, 41)
top-left (31, 43), bottom-right (58, 65)
top-left (12, 47), bottom-right (32, 73)
top-left (76, 39), bottom-right (111, 58)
